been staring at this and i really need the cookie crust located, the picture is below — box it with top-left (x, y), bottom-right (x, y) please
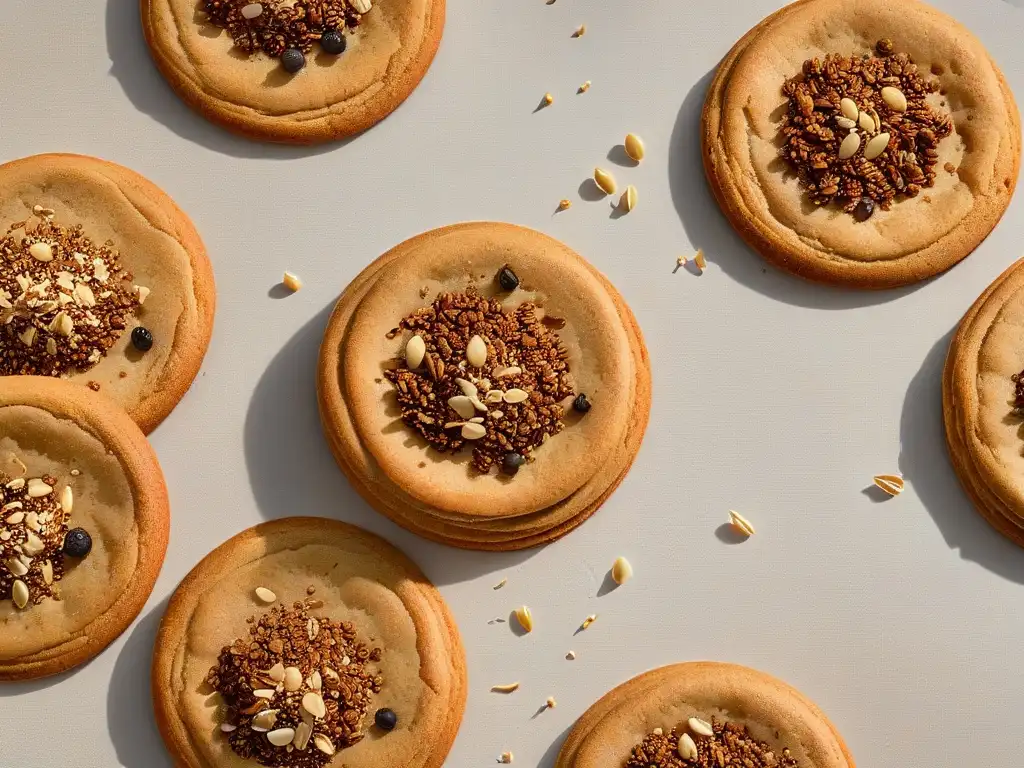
top-left (702, 0), bottom-right (1020, 288)
top-left (0, 376), bottom-right (170, 681)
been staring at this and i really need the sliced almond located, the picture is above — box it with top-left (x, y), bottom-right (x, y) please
top-left (838, 132), bottom-right (861, 160)
top-left (834, 116), bottom-right (856, 130)
top-left (12, 579), bottom-right (29, 609)
top-left (485, 389), bottom-right (505, 404)
top-left (6, 558), bottom-right (29, 577)
top-left (254, 586), bottom-right (277, 603)
top-left (466, 335), bottom-right (488, 367)
top-left (469, 396), bottom-right (488, 412)
top-left (293, 721), bottom-right (313, 750)
top-left (313, 733), bottom-right (336, 756)
top-left (728, 510), bottom-right (755, 536)
top-left (268, 662), bottom-right (286, 683)
top-left (253, 689), bottom-right (276, 699)
top-left (455, 378), bottom-right (478, 397)
top-left (251, 709), bottom-right (279, 732)
top-left (22, 533), bottom-right (45, 556)
top-left (267, 728), bottom-right (296, 747)
top-left (857, 111), bottom-right (875, 133)
top-left (27, 479), bottom-right (52, 498)
top-left (447, 396), bottom-right (476, 420)
top-left (491, 681), bottom-right (520, 693)
top-left (40, 560), bottom-right (54, 585)
top-left (302, 692), bottom-right (327, 719)
top-left (514, 605), bottom-right (533, 632)
top-left (873, 474), bottom-right (905, 496)
top-left (19, 327), bottom-right (37, 347)
top-left (495, 366), bottom-right (522, 378)
top-left (839, 98), bottom-right (859, 120)
top-left (351, 0), bottom-right (371, 12)
top-left (880, 86), bottom-right (907, 112)
top-left (29, 242), bottom-right (53, 262)
top-left (405, 334), bottom-right (426, 369)
top-left (594, 168), bottom-right (617, 195)
top-left (60, 485), bottom-right (73, 514)
top-left (677, 732), bottom-right (698, 761)
top-left (503, 388), bottom-right (529, 404)
top-left (284, 666), bottom-right (303, 691)
top-left (688, 717), bottom-right (714, 737)
top-left (461, 422), bottom-right (487, 440)
top-left (864, 132), bottom-right (891, 161)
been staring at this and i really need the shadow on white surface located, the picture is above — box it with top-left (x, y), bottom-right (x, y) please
top-left (107, 599), bottom-right (174, 768)
top-left (537, 723), bottom-right (574, 768)
top-left (242, 301), bottom-right (541, 584)
top-left (668, 69), bottom-right (921, 310)
top-left (104, 0), bottom-right (343, 160)
top-left (0, 659), bottom-right (84, 697)
top-left (899, 330), bottom-right (1024, 583)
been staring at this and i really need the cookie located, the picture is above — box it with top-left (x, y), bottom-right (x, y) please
top-left (944, 256), bottom-right (1024, 546)
top-left (142, 0), bottom-right (445, 144)
top-left (557, 663), bottom-right (854, 768)
top-left (0, 153), bottom-right (216, 434)
top-left (317, 222), bottom-right (651, 550)
top-left (152, 517), bottom-right (466, 768)
top-left (0, 376), bottom-right (170, 681)
top-left (702, 0), bottom-right (1019, 288)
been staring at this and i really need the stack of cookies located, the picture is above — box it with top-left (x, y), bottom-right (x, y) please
top-left (318, 222), bottom-right (651, 550)
top-left (945, 258), bottom-right (1024, 547)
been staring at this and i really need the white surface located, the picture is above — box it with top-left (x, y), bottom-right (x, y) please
top-left (2, 0), bottom-right (1024, 766)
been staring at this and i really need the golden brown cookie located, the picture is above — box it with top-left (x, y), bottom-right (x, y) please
top-left (557, 663), bottom-right (855, 768)
top-left (141, 0), bottom-right (445, 144)
top-left (944, 256), bottom-right (1024, 546)
top-left (0, 153), bottom-right (216, 434)
top-left (317, 222), bottom-right (651, 550)
top-left (152, 517), bottom-right (466, 768)
top-left (0, 376), bottom-right (170, 681)
top-left (702, 0), bottom-right (1019, 288)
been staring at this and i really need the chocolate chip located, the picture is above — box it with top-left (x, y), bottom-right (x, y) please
top-left (497, 266), bottom-right (519, 292)
top-left (852, 197), bottom-right (875, 222)
top-left (572, 393), bottom-right (592, 413)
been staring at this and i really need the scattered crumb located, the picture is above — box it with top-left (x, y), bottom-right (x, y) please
top-left (493, 577), bottom-right (507, 590)
top-left (580, 614), bottom-right (597, 631)
top-left (572, 24), bottom-right (585, 37)
top-left (500, 752), bottom-right (514, 764)
top-left (282, 271), bottom-right (302, 292)
top-left (307, 585), bottom-right (316, 595)
top-left (566, 650), bottom-right (576, 660)
top-left (419, 285), bottom-right (429, 298)
top-left (545, 696), bottom-right (557, 709)
top-left (542, 92), bottom-right (554, 106)
top-left (491, 682), bottom-right (520, 693)
top-left (557, 199), bottom-right (572, 211)
top-left (487, 617), bottom-right (507, 624)
top-left (418, 461), bottom-right (426, 468)
top-left (87, 381), bottom-right (101, 392)
top-left (728, 509), bottom-right (755, 536)
top-left (118, 371), bottom-right (128, 378)
top-left (577, 81), bottom-right (591, 94)
top-left (944, 162), bottom-right (956, 174)
top-left (70, 469), bottom-right (80, 477)
top-left (694, 249), bottom-right (707, 273)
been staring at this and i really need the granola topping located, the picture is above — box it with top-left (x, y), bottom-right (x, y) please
top-left (779, 43), bottom-right (953, 217)
top-left (625, 718), bottom-right (798, 768)
top-left (0, 461), bottom-right (75, 610)
top-left (201, 0), bottom-right (368, 58)
top-left (383, 283), bottom-right (576, 475)
top-left (207, 598), bottom-right (383, 768)
top-left (1, 210), bottom-right (143, 377)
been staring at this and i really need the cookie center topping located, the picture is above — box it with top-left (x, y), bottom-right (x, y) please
top-left (200, 0), bottom-right (370, 64)
top-left (0, 460), bottom-right (78, 611)
top-left (779, 41), bottom-right (953, 219)
top-left (626, 717), bottom-right (798, 768)
top-left (208, 597), bottom-right (384, 767)
top-left (383, 276), bottom-right (579, 476)
top-left (0, 208), bottom-right (146, 377)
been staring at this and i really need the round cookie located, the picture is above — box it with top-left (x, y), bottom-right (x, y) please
top-left (0, 153), bottom-right (216, 434)
top-left (142, 0), bottom-right (445, 144)
top-left (557, 663), bottom-right (854, 768)
top-left (153, 517), bottom-right (466, 768)
top-left (944, 256), bottom-right (1024, 546)
top-left (702, 0), bottom-right (1019, 288)
top-left (0, 376), bottom-right (170, 681)
top-left (317, 222), bottom-right (651, 550)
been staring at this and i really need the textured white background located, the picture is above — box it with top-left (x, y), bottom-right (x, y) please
top-left (3, 0), bottom-right (1024, 765)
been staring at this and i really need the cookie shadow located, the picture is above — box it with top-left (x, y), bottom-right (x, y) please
top-left (107, 599), bottom-right (175, 768)
top-left (104, 0), bottom-right (348, 158)
top-left (898, 330), bottom-right (1024, 584)
top-left (0, 660), bottom-right (85, 697)
top-left (242, 301), bottom-right (539, 586)
top-left (537, 723), bottom-right (575, 768)
top-left (668, 68), bottom-right (922, 310)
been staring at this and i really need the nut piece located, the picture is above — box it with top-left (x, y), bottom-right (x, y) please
top-left (543, 92), bottom-right (554, 106)
top-left (857, 111), bottom-right (875, 133)
top-left (490, 682), bottom-right (521, 693)
top-left (688, 717), bottom-right (714, 737)
top-left (558, 199), bottom-right (572, 210)
top-left (282, 272), bottom-right (302, 292)
top-left (546, 696), bottom-right (557, 708)
top-left (514, 605), bottom-right (533, 632)
top-left (873, 474), bottom-right (905, 496)
top-left (839, 98), bottom-right (859, 120)
top-left (29, 242), bottom-right (54, 262)
top-left (834, 116), bottom-right (856, 130)
top-left (461, 422), bottom-right (487, 440)
top-left (881, 86), bottom-right (907, 112)
top-left (251, 709), bottom-right (279, 732)
top-left (268, 662), bottom-right (286, 682)
top-left (405, 334), bottom-right (426, 369)
top-left (503, 388), bottom-right (529, 404)
top-left (284, 666), bottom-right (303, 691)
top-left (728, 510), bottom-right (755, 537)
top-left (694, 249), bottom-right (707, 273)
top-left (838, 131), bottom-right (861, 160)
top-left (241, 3), bottom-right (263, 19)
top-left (466, 335), bottom-right (488, 367)
top-left (448, 395), bottom-right (476, 420)
top-left (500, 752), bottom-right (514, 764)
top-left (267, 728), bottom-right (296, 747)
top-left (677, 732), bottom-right (698, 761)
top-left (314, 734), bottom-right (336, 756)
top-left (580, 614), bottom-right (597, 630)
top-left (864, 132), bottom-right (891, 161)
top-left (27, 479), bottom-right (52, 498)
top-left (594, 168), bottom-right (617, 195)
top-left (611, 556), bottom-right (633, 585)
top-left (60, 485), bottom-right (73, 514)
top-left (624, 133), bottom-right (645, 162)
top-left (12, 580), bottom-right (29, 609)
top-left (578, 81), bottom-right (591, 93)
top-left (351, 0), bottom-right (372, 12)
top-left (302, 692), bottom-right (327, 719)
top-left (254, 587), bottom-right (277, 603)
top-left (620, 185), bottom-right (638, 212)
top-left (293, 721), bottom-right (313, 750)
top-left (573, 24), bottom-right (585, 37)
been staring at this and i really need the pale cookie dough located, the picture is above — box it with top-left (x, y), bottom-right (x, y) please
top-left (142, 0), bottom-right (445, 143)
top-left (0, 376), bottom-right (170, 681)
top-left (557, 663), bottom-right (855, 768)
top-left (317, 222), bottom-right (651, 550)
top-left (703, 0), bottom-right (1019, 288)
top-left (152, 517), bottom-right (466, 768)
top-left (0, 153), bottom-right (216, 434)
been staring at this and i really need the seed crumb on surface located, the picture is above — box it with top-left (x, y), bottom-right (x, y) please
top-left (572, 24), bottom-right (585, 37)
top-left (580, 614), bottom-right (597, 631)
top-left (542, 92), bottom-right (554, 106)
top-left (545, 696), bottom-right (557, 709)
top-left (728, 510), bottom-right (755, 537)
top-left (499, 751), bottom-right (513, 764)
top-left (565, 650), bottom-right (576, 660)
top-left (577, 81), bottom-right (591, 94)
top-left (694, 250), bottom-right (707, 273)
top-left (493, 577), bottom-right (507, 589)
top-left (282, 271), bottom-right (302, 292)
top-left (490, 682), bottom-right (520, 693)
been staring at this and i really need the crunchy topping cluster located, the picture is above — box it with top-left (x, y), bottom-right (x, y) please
top-left (1012, 368), bottom-right (1024, 414)
top-left (207, 598), bottom-right (383, 768)
top-left (780, 42), bottom-right (952, 218)
top-left (626, 719), bottom-right (798, 768)
top-left (383, 289), bottom-right (575, 474)
top-left (0, 210), bottom-right (145, 377)
top-left (202, 0), bottom-right (365, 57)
top-left (0, 469), bottom-right (72, 610)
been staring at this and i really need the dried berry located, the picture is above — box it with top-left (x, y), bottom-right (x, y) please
top-left (501, 452), bottom-right (526, 476)
top-left (573, 393), bottom-right (592, 414)
top-left (852, 197), bottom-right (875, 222)
top-left (320, 28), bottom-right (347, 55)
top-left (131, 327), bottom-right (154, 352)
top-left (374, 708), bottom-right (398, 732)
top-left (63, 528), bottom-right (92, 558)
top-left (281, 48), bottom-right (306, 73)
top-left (497, 266), bottom-right (519, 291)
